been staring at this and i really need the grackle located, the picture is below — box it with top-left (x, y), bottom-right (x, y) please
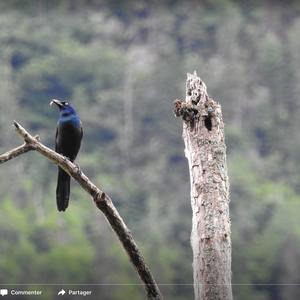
top-left (50, 99), bottom-right (83, 211)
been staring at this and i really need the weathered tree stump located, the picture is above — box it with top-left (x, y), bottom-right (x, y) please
top-left (174, 72), bottom-right (232, 300)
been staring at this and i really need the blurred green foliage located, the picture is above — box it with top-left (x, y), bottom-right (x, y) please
top-left (1, 1), bottom-right (300, 299)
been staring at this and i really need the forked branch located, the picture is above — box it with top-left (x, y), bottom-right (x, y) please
top-left (0, 121), bottom-right (162, 300)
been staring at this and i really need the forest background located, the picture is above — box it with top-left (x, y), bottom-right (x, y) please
top-left (1, 1), bottom-right (300, 299)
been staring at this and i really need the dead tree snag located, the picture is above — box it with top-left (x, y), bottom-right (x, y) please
top-left (174, 72), bottom-right (232, 300)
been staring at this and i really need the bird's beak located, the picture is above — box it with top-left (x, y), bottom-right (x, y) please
top-left (50, 99), bottom-right (63, 108)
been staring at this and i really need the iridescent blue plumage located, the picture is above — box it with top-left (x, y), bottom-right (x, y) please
top-left (51, 99), bottom-right (83, 211)
top-left (58, 104), bottom-right (81, 126)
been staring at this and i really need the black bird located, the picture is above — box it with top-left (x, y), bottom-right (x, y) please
top-left (50, 99), bottom-right (83, 211)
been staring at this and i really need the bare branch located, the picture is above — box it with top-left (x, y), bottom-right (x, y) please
top-left (0, 133), bottom-right (39, 164)
top-left (0, 142), bottom-right (33, 164)
top-left (0, 121), bottom-right (162, 300)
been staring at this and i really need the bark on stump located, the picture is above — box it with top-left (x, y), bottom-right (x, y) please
top-left (174, 72), bottom-right (232, 300)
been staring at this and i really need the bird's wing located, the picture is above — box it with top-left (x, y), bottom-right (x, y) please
top-left (80, 122), bottom-right (83, 140)
top-left (55, 126), bottom-right (60, 152)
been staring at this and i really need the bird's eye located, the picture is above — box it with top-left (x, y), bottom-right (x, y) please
top-left (65, 102), bottom-right (69, 106)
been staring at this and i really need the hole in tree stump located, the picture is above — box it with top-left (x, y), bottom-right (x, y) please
top-left (204, 116), bottom-right (212, 131)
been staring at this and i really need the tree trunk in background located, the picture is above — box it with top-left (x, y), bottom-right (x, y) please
top-left (175, 72), bottom-right (232, 300)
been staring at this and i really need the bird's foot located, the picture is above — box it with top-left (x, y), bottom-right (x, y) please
top-left (61, 155), bottom-right (69, 163)
top-left (74, 162), bottom-right (82, 175)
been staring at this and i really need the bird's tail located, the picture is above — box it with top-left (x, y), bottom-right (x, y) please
top-left (56, 167), bottom-right (70, 211)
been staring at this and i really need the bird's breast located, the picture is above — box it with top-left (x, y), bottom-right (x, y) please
top-left (56, 121), bottom-right (82, 161)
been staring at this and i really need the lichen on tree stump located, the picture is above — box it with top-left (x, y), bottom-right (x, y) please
top-left (174, 72), bottom-right (232, 300)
